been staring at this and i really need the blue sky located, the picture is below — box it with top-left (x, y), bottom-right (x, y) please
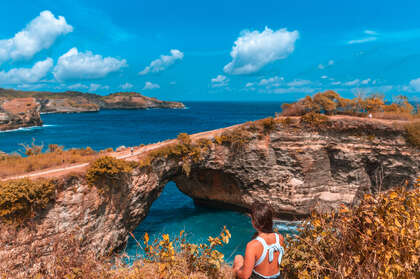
top-left (0, 0), bottom-right (419, 101)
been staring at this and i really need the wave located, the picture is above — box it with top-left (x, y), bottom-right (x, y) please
top-left (274, 220), bottom-right (301, 233)
top-left (0, 124), bottom-right (57, 133)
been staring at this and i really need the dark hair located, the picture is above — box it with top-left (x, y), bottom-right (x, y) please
top-left (251, 202), bottom-right (273, 233)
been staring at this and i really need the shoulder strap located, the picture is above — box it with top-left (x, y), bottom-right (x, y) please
top-left (254, 237), bottom-right (268, 267)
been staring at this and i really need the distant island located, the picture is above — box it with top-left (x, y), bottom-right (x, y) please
top-left (0, 89), bottom-right (185, 131)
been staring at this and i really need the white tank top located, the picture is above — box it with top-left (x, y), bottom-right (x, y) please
top-left (253, 233), bottom-right (284, 279)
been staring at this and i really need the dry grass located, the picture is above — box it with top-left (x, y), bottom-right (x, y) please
top-left (0, 147), bottom-right (99, 179)
top-left (371, 111), bottom-right (415, 121)
top-left (282, 180), bottom-right (420, 279)
top-left (0, 226), bottom-right (234, 279)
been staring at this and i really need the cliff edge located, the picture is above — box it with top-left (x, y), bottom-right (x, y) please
top-left (0, 97), bottom-right (42, 131)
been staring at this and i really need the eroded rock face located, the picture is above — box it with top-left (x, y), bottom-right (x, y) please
top-left (1, 117), bottom-right (419, 274)
top-left (0, 97), bottom-right (42, 131)
top-left (175, 119), bottom-right (420, 217)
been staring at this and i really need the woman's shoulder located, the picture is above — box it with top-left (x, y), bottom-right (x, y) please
top-left (246, 238), bottom-right (262, 251)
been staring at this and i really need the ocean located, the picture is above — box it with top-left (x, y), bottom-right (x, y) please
top-left (0, 102), bottom-right (298, 262)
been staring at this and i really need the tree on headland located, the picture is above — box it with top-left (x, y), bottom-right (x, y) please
top-left (281, 90), bottom-right (417, 120)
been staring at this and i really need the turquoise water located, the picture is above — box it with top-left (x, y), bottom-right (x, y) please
top-left (0, 102), bottom-right (298, 261)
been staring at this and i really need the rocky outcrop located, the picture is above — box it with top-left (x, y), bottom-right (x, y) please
top-left (0, 88), bottom-right (185, 114)
top-left (1, 116), bottom-right (419, 272)
top-left (0, 97), bottom-right (42, 131)
top-left (101, 92), bottom-right (185, 109)
top-left (0, 89), bottom-right (184, 130)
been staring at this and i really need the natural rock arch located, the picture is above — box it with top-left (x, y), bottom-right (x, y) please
top-left (2, 116), bottom-right (419, 267)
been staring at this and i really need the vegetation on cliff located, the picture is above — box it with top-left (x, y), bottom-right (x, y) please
top-left (281, 179), bottom-right (420, 279)
top-left (1, 179), bottom-right (418, 278)
top-left (0, 178), bottom-right (55, 222)
top-left (281, 91), bottom-right (418, 120)
top-left (406, 121), bottom-right (420, 148)
top-left (0, 142), bottom-right (98, 178)
top-left (0, 225), bottom-right (234, 279)
top-left (86, 156), bottom-right (138, 189)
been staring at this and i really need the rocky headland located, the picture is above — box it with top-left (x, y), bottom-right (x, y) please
top-left (0, 89), bottom-right (185, 130)
top-left (1, 115), bottom-right (419, 276)
top-left (0, 97), bottom-right (42, 131)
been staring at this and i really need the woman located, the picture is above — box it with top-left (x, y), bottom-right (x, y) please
top-left (233, 202), bottom-right (285, 279)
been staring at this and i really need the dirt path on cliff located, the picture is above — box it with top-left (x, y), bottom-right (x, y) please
top-left (1, 124), bottom-right (238, 181)
top-left (1, 115), bottom-right (410, 181)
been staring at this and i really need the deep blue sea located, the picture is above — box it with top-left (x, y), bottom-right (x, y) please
top-left (0, 102), bottom-right (298, 262)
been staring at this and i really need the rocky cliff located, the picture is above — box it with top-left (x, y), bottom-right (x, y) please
top-left (0, 89), bottom-right (184, 130)
top-left (0, 88), bottom-right (185, 114)
top-left (0, 97), bottom-right (42, 131)
top-left (1, 116), bottom-right (419, 274)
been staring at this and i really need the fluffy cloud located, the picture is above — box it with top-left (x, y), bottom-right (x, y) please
top-left (258, 76), bottom-right (283, 87)
top-left (223, 27), bottom-right (299, 75)
top-left (0, 58), bottom-right (53, 84)
top-left (0, 11), bottom-right (72, 63)
top-left (139, 49), bottom-right (184, 75)
top-left (120, 82), bottom-right (134, 89)
top-left (409, 78), bottom-right (420, 91)
top-left (53, 47), bottom-right (127, 81)
top-left (211, 75), bottom-right (229, 88)
top-left (143, 81), bottom-right (160, 90)
top-left (361, 78), bottom-right (371, 85)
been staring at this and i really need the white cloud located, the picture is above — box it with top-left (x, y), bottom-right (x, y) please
top-left (0, 58), bottom-right (53, 84)
top-left (245, 82), bottom-right (254, 87)
top-left (211, 75), bottom-right (229, 88)
top-left (143, 81), bottom-right (160, 90)
top-left (139, 49), bottom-right (184, 75)
top-left (89, 83), bottom-right (109, 92)
top-left (224, 27), bottom-right (299, 75)
top-left (344, 79), bottom-right (360, 86)
top-left (287, 79), bottom-right (311, 87)
top-left (321, 75), bottom-right (328, 79)
top-left (272, 87), bottom-right (315, 94)
top-left (120, 82), bottom-right (133, 89)
top-left (361, 78), bottom-right (371, 85)
top-left (0, 11), bottom-right (72, 63)
top-left (17, 83), bottom-right (44, 90)
top-left (409, 78), bottom-right (420, 91)
top-left (318, 59), bottom-right (335, 70)
top-left (259, 76), bottom-right (284, 87)
top-left (68, 83), bottom-right (88, 90)
top-left (364, 30), bottom-right (378, 35)
top-left (348, 37), bottom-right (377, 44)
top-left (331, 81), bottom-right (342, 85)
top-left (53, 47), bottom-right (127, 81)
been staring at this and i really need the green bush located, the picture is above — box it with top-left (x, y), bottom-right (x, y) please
top-left (0, 178), bottom-right (55, 222)
top-left (281, 180), bottom-right (420, 279)
top-left (86, 156), bottom-right (137, 188)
